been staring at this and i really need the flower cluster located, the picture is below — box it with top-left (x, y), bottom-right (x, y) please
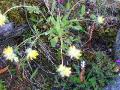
top-left (0, 13), bottom-right (6, 26)
top-left (97, 16), bottom-right (105, 24)
top-left (3, 46), bottom-right (18, 62)
top-left (3, 46), bottom-right (39, 62)
top-left (67, 45), bottom-right (82, 59)
top-left (57, 64), bottom-right (71, 77)
top-left (26, 48), bottom-right (39, 60)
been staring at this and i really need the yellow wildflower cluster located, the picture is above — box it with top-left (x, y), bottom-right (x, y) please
top-left (0, 13), bottom-right (6, 26)
top-left (57, 64), bottom-right (71, 77)
top-left (3, 46), bottom-right (18, 62)
top-left (67, 45), bottom-right (82, 59)
top-left (3, 46), bottom-right (39, 62)
top-left (26, 48), bottom-right (39, 60)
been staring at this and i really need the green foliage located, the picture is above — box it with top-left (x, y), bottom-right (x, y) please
top-left (30, 68), bottom-right (38, 80)
top-left (65, 0), bottom-right (71, 10)
top-left (46, 14), bottom-right (84, 47)
top-left (80, 4), bottom-right (86, 17)
top-left (90, 14), bottom-right (97, 20)
top-left (26, 5), bottom-right (41, 14)
top-left (0, 0), bottom-right (119, 89)
top-left (55, 51), bottom-right (117, 90)
top-left (69, 75), bottom-right (80, 84)
top-left (85, 52), bottom-right (116, 89)
top-left (0, 80), bottom-right (6, 90)
top-left (50, 36), bottom-right (58, 47)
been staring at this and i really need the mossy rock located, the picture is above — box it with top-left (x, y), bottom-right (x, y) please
top-left (0, 0), bottom-right (43, 24)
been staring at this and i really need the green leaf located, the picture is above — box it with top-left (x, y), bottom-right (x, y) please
top-left (51, 0), bottom-right (56, 14)
top-left (55, 20), bottom-right (61, 34)
top-left (61, 16), bottom-right (69, 28)
top-left (0, 80), bottom-right (6, 90)
top-left (89, 77), bottom-right (96, 87)
top-left (27, 6), bottom-right (41, 14)
top-left (66, 0), bottom-right (71, 10)
top-left (55, 17), bottom-right (64, 36)
top-left (69, 76), bottom-right (80, 84)
top-left (72, 26), bottom-right (84, 32)
top-left (30, 68), bottom-right (38, 80)
top-left (73, 64), bottom-right (80, 74)
top-left (50, 37), bottom-right (58, 47)
top-left (90, 14), bottom-right (97, 20)
top-left (80, 5), bottom-right (86, 17)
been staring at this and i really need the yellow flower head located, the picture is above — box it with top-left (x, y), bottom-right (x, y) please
top-left (57, 64), bottom-right (71, 77)
top-left (3, 46), bottom-right (18, 62)
top-left (3, 46), bottom-right (13, 57)
top-left (97, 16), bottom-right (105, 24)
top-left (26, 48), bottom-right (39, 60)
top-left (67, 46), bottom-right (82, 59)
top-left (0, 13), bottom-right (6, 26)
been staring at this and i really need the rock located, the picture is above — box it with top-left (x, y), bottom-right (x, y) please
top-left (0, 23), bottom-right (14, 38)
top-left (104, 76), bottom-right (120, 90)
top-left (104, 29), bottom-right (120, 90)
top-left (114, 29), bottom-right (120, 59)
top-left (0, 22), bottom-right (28, 39)
top-left (0, 22), bottom-right (28, 53)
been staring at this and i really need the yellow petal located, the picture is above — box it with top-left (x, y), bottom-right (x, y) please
top-left (3, 46), bottom-right (13, 56)
top-left (57, 64), bottom-right (66, 72)
top-left (57, 64), bottom-right (71, 77)
top-left (3, 46), bottom-right (19, 62)
top-left (26, 48), bottom-right (39, 60)
top-left (63, 67), bottom-right (71, 77)
top-left (68, 46), bottom-right (82, 59)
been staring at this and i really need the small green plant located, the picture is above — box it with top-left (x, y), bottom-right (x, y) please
top-left (46, 15), bottom-right (83, 48)
top-left (54, 51), bottom-right (117, 90)
top-left (0, 0), bottom-right (119, 89)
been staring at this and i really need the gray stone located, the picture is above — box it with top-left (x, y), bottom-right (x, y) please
top-left (0, 22), bottom-right (28, 53)
top-left (104, 76), bottom-right (120, 90)
top-left (104, 29), bottom-right (120, 90)
top-left (0, 22), bottom-right (28, 39)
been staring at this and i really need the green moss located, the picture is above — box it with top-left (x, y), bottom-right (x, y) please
top-left (0, 0), bottom-right (41, 24)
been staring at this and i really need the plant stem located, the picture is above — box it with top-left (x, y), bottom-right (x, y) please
top-left (3, 5), bottom-right (46, 20)
top-left (3, 5), bottom-right (30, 15)
top-left (60, 37), bottom-right (64, 65)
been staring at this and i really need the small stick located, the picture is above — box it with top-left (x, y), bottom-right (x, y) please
top-left (80, 61), bottom-right (86, 82)
top-left (80, 67), bottom-right (85, 82)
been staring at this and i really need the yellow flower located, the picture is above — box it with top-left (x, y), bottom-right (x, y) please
top-left (26, 48), bottom-right (39, 60)
top-left (97, 16), bottom-right (104, 24)
top-left (0, 13), bottom-right (6, 26)
top-left (3, 46), bottom-right (18, 62)
top-left (67, 46), bottom-right (82, 59)
top-left (57, 64), bottom-right (71, 77)
top-left (3, 46), bottom-right (13, 58)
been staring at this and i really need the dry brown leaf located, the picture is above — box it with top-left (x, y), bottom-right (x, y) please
top-left (0, 66), bottom-right (8, 74)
